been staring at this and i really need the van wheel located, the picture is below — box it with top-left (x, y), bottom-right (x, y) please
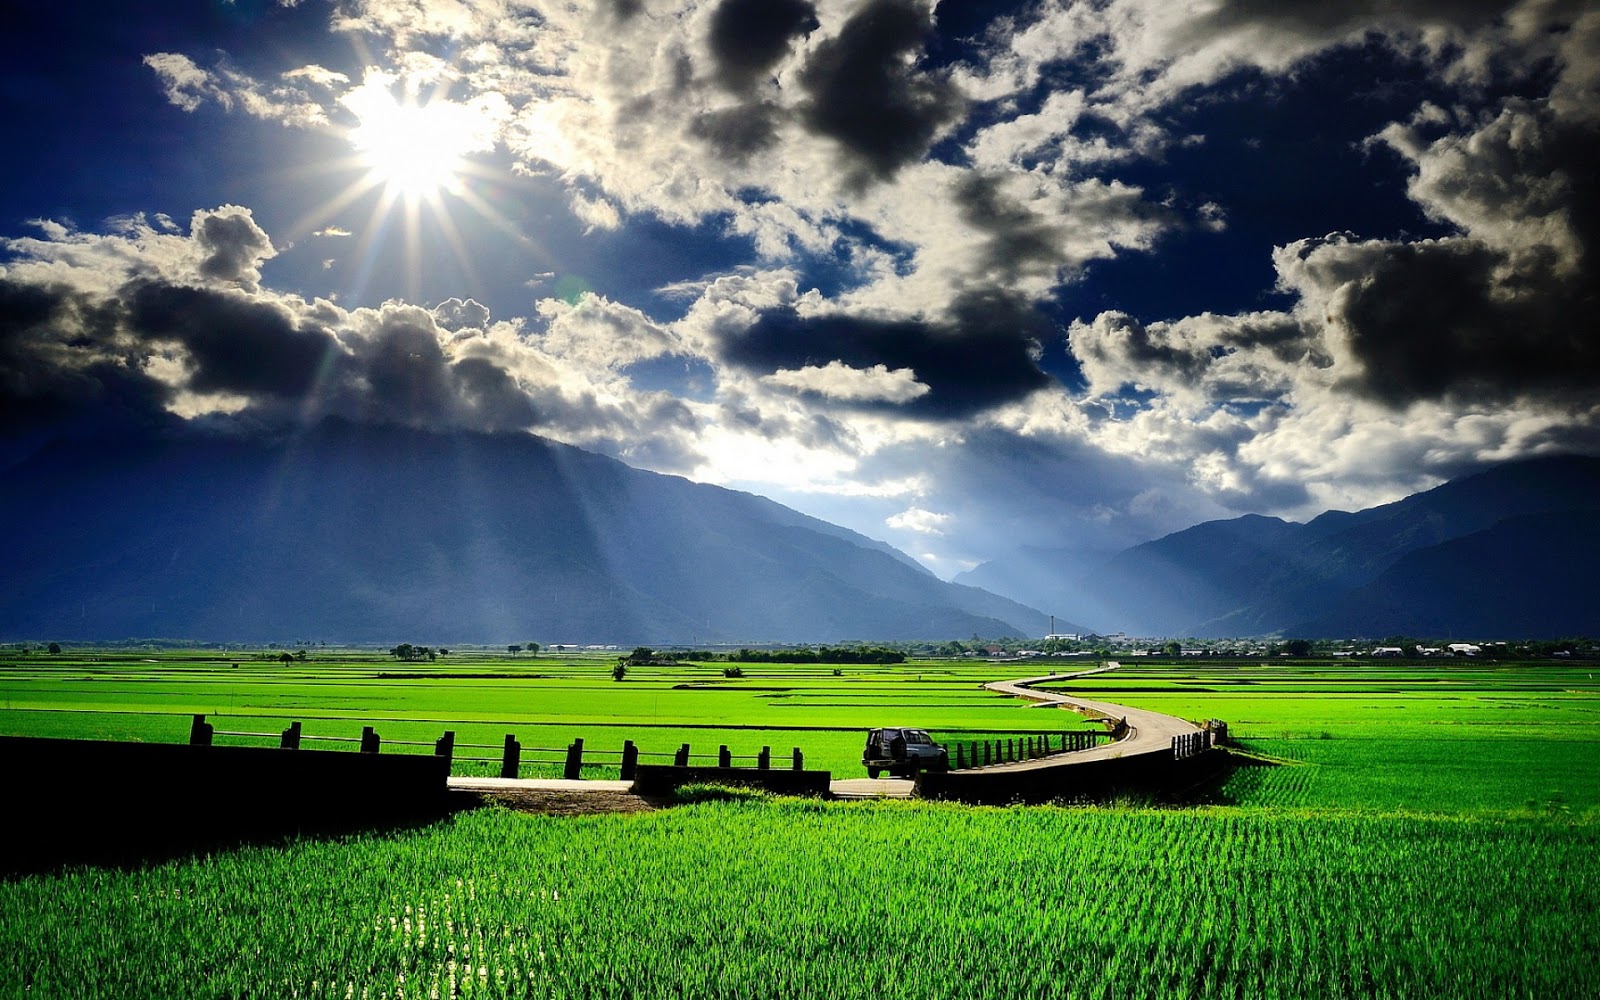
top-left (868, 767), bottom-right (881, 779)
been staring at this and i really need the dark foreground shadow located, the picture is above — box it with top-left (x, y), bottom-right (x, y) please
top-left (2, 736), bottom-right (460, 878)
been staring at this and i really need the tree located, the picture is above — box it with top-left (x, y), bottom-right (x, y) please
top-left (47, 642), bottom-right (61, 655)
top-left (507, 644), bottom-right (523, 655)
top-left (278, 652), bottom-right (294, 665)
top-left (611, 662), bottom-right (628, 682)
top-left (1283, 639), bottom-right (1312, 657)
top-left (525, 643), bottom-right (540, 656)
top-left (294, 649), bottom-right (307, 661)
top-left (1162, 640), bottom-right (1182, 657)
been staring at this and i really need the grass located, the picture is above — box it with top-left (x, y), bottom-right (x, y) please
top-left (1, 650), bottom-right (1597, 997)
top-left (2, 801), bottom-right (1594, 998)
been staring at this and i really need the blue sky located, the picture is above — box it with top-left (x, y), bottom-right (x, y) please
top-left (3, 0), bottom-right (1597, 578)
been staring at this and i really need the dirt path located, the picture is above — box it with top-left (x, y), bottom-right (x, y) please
top-left (448, 776), bottom-right (658, 815)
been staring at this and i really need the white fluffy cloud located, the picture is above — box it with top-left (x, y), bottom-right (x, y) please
top-left (765, 361), bottom-right (929, 403)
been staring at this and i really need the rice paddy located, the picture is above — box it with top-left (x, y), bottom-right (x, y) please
top-left (1, 648), bottom-right (1596, 998)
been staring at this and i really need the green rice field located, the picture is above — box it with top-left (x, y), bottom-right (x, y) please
top-left (1, 649), bottom-right (1597, 998)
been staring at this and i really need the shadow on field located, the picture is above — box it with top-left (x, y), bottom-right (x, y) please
top-left (2, 736), bottom-right (465, 878)
top-left (4, 790), bottom-right (477, 879)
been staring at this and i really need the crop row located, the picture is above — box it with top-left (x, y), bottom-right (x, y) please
top-left (4, 799), bottom-right (1595, 999)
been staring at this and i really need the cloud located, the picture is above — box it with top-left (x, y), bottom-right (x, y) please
top-left (0, 209), bottom-right (705, 465)
top-left (718, 289), bottom-right (1055, 419)
top-left (706, 0), bottom-right (817, 93)
top-left (764, 361), bottom-right (929, 404)
top-left (433, 297), bottom-right (490, 330)
top-left (144, 52), bottom-right (333, 127)
top-left (124, 282), bottom-right (337, 398)
top-left (144, 52), bottom-right (212, 113)
top-left (886, 505), bottom-right (949, 535)
top-left (797, 0), bottom-right (962, 188)
top-left (190, 206), bottom-right (276, 288)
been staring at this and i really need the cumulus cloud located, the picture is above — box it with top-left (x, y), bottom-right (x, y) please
top-left (764, 361), bottom-right (929, 403)
top-left (886, 505), bottom-right (950, 535)
top-left (0, 209), bottom-right (703, 467)
top-left (706, 0), bottom-right (817, 94)
top-left (718, 289), bottom-right (1055, 419)
top-left (797, 0), bottom-right (962, 188)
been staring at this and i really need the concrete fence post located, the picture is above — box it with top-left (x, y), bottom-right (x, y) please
top-left (955, 743), bottom-right (966, 769)
top-left (718, 744), bottom-right (732, 768)
top-left (360, 726), bottom-right (380, 754)
top-left (501, 734), bottom-right (521, 778)
top-left (675, 743), bottom-right (690, 767)
top-left (792, 747), bottom-right (803, 770)
top-left (564, 738), bottom-right (585, 780)
top-left (983, 742), bottom-right (992, 766)
top-left (189, 714), bottom-right (214, 746)
top-left (280, 720), bottom-right (302, 750)
top-left (758, 746), bottom-right (771, 770)
top-left (621, 740), bottom-right (638, 780)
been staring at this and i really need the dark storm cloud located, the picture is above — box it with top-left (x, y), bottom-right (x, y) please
top-left (952, 173), bottom-right (1072, 284)
top-left (723, 290), bottom-right (1055, 418)
top-left (450, 356), bottom-right (540, 431)
top-left (1310, 236), bottom-right (1600, 407)
top-left (690, 104), bottom-right (783, 161)
top-left (1192, 0), bottom-right (1521, 39)
top-left (605, 0), bottom-right (645, 23)
top-left (0, 278), bottom-right (176, 455)
top-left (1314, 86), bottom-right (1600, 408)
top-left (708, 0), bottom-right (818, 93)
top-left (797, 0), bottom-right (963, 187)
top-left (125, 282), bottom-right (337, 398)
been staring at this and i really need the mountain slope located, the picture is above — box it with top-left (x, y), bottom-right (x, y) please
top-left (1033, 455), bottom-right (1600, 637)
top-left (0, 422), bottom-right (1046, 643)
top-left (1287, 509), bottom-right (1600, 638)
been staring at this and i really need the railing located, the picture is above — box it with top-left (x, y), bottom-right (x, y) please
top-left (1171, 730), bottom-right (1214, 760)
top-left (948, 729), bottom-right (1115, 770)
top-left (188, 715), bottom-right (805, 780)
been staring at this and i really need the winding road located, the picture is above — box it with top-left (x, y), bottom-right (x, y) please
top-left (448, 664), bottom-right (1206, 803)
top-left (974, 664), bottom-right (1203, 771)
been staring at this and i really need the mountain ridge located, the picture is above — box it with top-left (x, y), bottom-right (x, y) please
top-left (0, 421), bottom-right (1047, 644)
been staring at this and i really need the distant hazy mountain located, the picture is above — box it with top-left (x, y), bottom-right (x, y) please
top-left (0, 421), bottom-right (1046, 644)
top-left (967, 455), bottom-right (1600, 638)
top-left (950, 545), bottom-right (1101, 633)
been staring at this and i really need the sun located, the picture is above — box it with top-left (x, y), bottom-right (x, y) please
top-left (342, 81), bottom-right (494, 198)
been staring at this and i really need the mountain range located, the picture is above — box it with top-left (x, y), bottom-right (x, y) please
top-left (957, 455), bottom-right (1600, 639)
top-left (0, 421), bottom-right (1049, 644)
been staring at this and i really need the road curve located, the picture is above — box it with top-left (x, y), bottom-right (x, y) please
top-left (975, 665), bottom-right (1202, 771)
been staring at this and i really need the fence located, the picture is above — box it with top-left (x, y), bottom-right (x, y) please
top-left (948, 729), bottom-right (1114, 770)
top-left (189, 715), bottom-right (806, 781)
top-left (1171, 730), bottom-right (1214, 760)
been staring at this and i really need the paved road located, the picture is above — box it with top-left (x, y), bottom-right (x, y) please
top-left (448, 665), bottom-right (1201, 800)
top-left (976, 665), bottom-right (1202, 771)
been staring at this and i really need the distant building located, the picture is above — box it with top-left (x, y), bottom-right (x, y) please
top-left (1447, 643), bottom-right (1482, 656)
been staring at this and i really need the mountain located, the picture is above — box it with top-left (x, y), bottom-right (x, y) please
top-left (0, 421), bottom-right (1047, 643)
top-left (1287, 509), bottom-right (1600, 638)
top-left (981, 455), bottom-right (1600, 638)
top-left (950, 545), bottom-right (1102, 632)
